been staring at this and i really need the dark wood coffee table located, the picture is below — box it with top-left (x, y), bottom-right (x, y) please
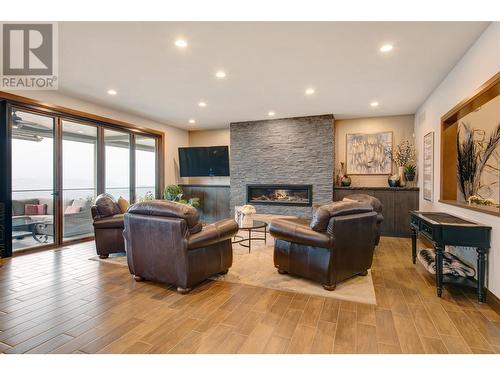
top-left (232, 220), bottom-right (267, 253)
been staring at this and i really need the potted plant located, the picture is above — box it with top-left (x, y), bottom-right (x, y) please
top-left (404, 164), bottom-right (416, 182)
top-left (163, 185), bottom-right (200, 208)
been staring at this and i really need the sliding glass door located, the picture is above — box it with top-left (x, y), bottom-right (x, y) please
top-left (62, 120), bottom-right (97, 241)
top-left (2, 100), bottom-right (162, 257)
top-left (104, 129), bottom-right (131, 201)
top-left (11, 110), bottom-right (56, 252)
top-left (135, 135), bottom-right (157, 201)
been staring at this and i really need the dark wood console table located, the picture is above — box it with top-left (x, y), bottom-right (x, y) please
top-left (409, 211), bottom-right (491, 302)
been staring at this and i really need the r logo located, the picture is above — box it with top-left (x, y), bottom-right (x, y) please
top-left (2, 23), bottom-right (53, 76)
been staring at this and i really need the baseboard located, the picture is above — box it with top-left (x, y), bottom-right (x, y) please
top-left (486, 289), bottom-right (500, 315)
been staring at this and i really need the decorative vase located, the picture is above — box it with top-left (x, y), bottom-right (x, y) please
top-left (398, 166), bottom-right (406, 187)
top-left (338, 162), bottom-right (351, 187)
top-left (341, 175), bottom-right (352, 187)
top-left (388, 175), bottom-right (400, 188)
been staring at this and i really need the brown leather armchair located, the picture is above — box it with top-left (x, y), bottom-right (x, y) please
top-left (269, 201), bottom-right (378, 291)
top-left (91, 194), bottom-right (125, 258)
top-left (123, 200), bottom-right (239, 294)
top-left (343, 193), bottom-right (383, 245)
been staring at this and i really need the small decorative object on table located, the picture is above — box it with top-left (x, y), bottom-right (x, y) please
top-left (467, 195), bottom-right (496, 206)
top-left (236, 204), bottom-right (256, 227)
top-left (387, 174), bottom-right (400, 187)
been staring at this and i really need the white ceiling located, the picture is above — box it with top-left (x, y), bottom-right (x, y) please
top-left (57, 22), bottom-right (489, 130)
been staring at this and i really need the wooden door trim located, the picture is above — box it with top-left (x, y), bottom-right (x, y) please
top-left (439, 71), bottom-right (500, 209)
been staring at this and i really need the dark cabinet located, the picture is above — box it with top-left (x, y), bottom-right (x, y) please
top-left (394, 191), bottom-right (419, 236)
top-left (180, 185), bottom-right (230, 223)
top-left (334, 186), bottom-right (419, 237)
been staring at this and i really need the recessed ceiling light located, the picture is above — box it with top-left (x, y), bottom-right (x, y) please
top-left (12, 125), bottom-right (18, 129)
top-left (189, 119), bottom-right (196, 124)
top-left (370, 101), bottom-right (379, 107)
top-left (215, 71), bottom-right (226, 79)
top-left (379, 44), bottom-right (393, 52)
top-left (107, 89), bottom-right (117, 96)
top-left (175, 39), bottom-right (188, 48)
top-left (198, 101), bottom-right (207, 107)
top-left (305, 88), bottom-right (315, 95)
top-left (77, 130), bottom-right (84, 134)
top-left (268, 111), bottom-right (275, 116)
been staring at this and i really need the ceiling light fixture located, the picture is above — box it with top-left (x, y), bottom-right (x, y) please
top-left (77, 130), bottom-right (84, 134)
top-left (189, 119), bottom-right (196, 124)
top-left (198, 101), bottom-right (207, 107)
top-left (370, 101), bottom-right (379, 107)
top-left (305, 88), bottom-right (315, 95)
top-left (379, 44), bottom-right (393, 52)
top-left (268, 111), bottom-right (275, 116)
top-left (215, 71), bottom-right (226, 79)
top-left (107, 89), bottom-right (117, 96)
top-left (175, 39), bottom-right (188, 48)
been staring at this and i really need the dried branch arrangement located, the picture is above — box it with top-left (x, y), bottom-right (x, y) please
top-left (457, 122), bottom-right (500, 202)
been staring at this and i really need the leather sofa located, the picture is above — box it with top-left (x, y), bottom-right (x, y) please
top-left (342, 193), bottom-right (383, 245)
top-left (123, 200), bottom-right (239, 294)
top-left (91, 194), bottom-right (125, 258)
top-left (269, 200), bottom-right (378, 291)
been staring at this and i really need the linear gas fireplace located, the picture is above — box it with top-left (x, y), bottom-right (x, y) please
top-left (246, 184), bottom-right (313, 207)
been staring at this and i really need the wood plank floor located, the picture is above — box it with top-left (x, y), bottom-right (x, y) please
top-left (1, 237), bottom-right (499, 354)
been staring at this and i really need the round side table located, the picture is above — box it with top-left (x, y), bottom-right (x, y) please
top-left (232, 220), bottom-right (268, 253)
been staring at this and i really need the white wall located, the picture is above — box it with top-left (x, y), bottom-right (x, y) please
top-left (187, 128), bottom-right (230, 186)
top-left (415, 22), bottom-right (500, 298)
top-left (8, 91), bottom-right (190, 189)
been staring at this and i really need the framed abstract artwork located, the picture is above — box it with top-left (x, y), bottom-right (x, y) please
top-left (423, 131), bottom-right (434, 201)
top-left (346, 131), bottom-right (393, 175)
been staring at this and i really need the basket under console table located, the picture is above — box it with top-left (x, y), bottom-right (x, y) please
top-left (409, 211), bottom-right (491, 303)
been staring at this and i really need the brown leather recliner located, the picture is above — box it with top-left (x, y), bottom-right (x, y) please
top-left (91, 194), bottom-right (125, 258)
top-left (269, 201), bottom-right (378, 291)
top-left (343, 193), bottom-right (383, 245)
top-left (123, 200), bottom-right (239, 294)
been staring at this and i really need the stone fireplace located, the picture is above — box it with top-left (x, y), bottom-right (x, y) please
top-left (230, 114), bottom-right (334, 218)
top-left (247, 184), bottom-right (312, 207)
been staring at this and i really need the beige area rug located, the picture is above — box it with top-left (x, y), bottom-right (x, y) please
top-left (90, 230), bottom-right (377, 305)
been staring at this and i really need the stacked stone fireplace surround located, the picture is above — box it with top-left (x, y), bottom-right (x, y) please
top-left (230, 114), bottom-right (334, 218)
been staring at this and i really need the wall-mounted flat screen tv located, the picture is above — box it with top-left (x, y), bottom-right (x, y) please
top-left (179, 146), bottom-right (230, 177)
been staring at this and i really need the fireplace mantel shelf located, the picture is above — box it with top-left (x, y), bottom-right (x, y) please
top-left (334, 186), bottom-right (419, 191)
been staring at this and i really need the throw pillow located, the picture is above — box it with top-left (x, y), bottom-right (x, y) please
top-left (310, 201), bottom-right (373, 232)
top-left (71, 199), bottom-right (87, 208)
top-left (342, 197), bottom-right (357, 202)
top-left (24, 204), bottom-right (47, 216)
top-left (117, 196), bottom-right (130, 213)
top-left (95, 194), bottom-right (121, 217)
top-left (65, 205), bottom-right (81, 214)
